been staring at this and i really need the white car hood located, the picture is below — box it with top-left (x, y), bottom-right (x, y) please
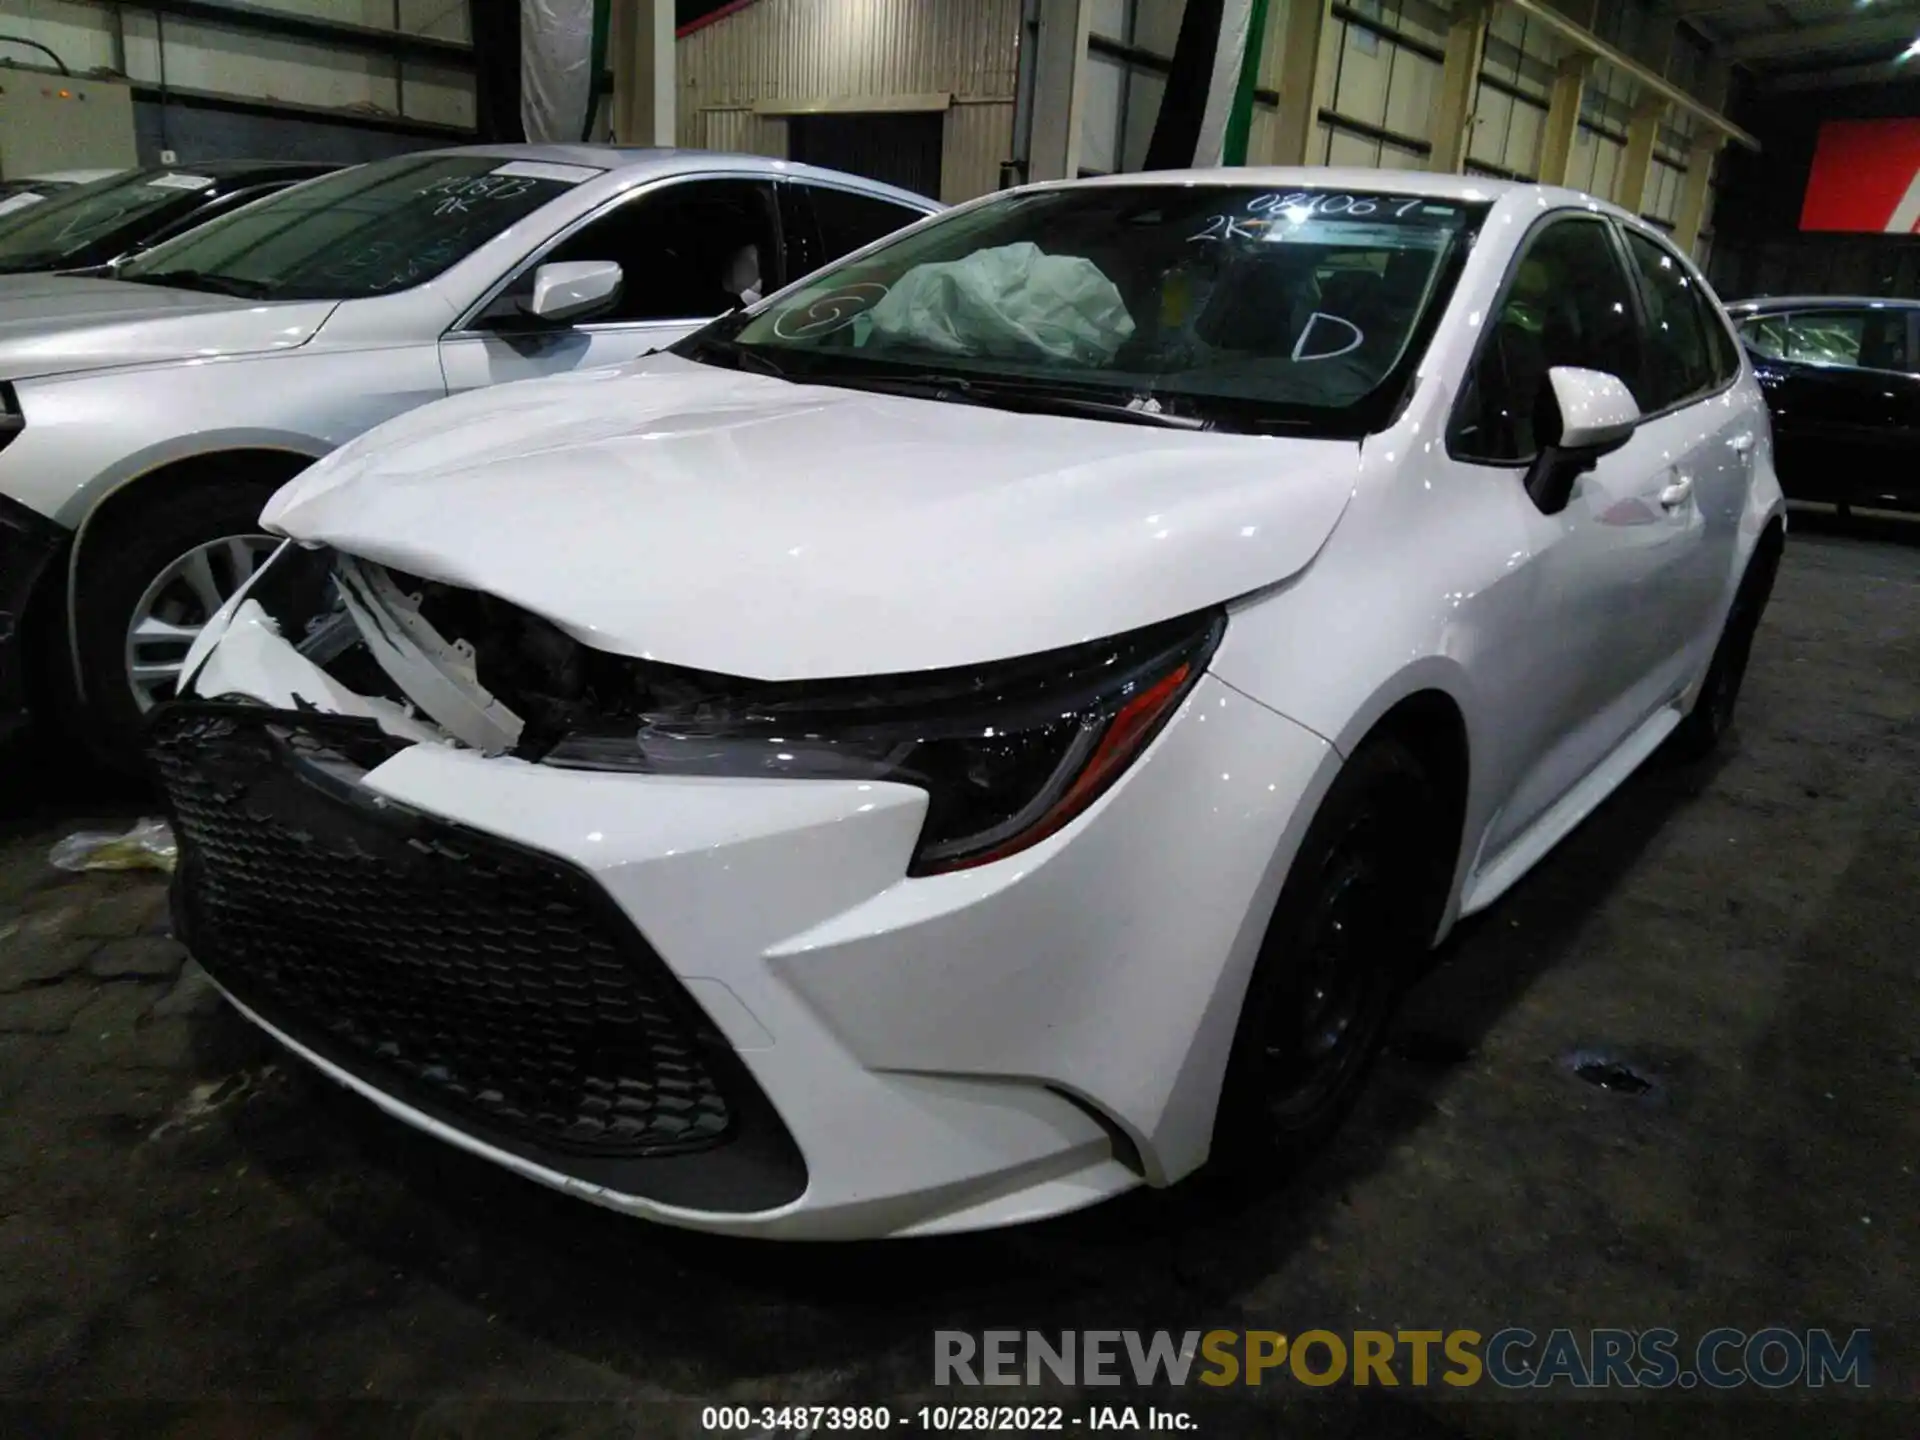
top-left (0, 274), bottom-right (334, 381)
top-left (265, 355), bottom-right (1361, 679)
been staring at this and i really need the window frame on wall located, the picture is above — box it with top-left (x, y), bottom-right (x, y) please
top-left (1319, 1), bottom-right (1442, 171)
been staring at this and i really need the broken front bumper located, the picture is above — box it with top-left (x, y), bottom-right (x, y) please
top-left (154, 551), bottom-right (1333, 1238)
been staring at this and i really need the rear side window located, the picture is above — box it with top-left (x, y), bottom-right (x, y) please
top-left (1739, 313), bottom-right (1787, 358)
top-left (1451, 216), bottom-right (1642, 463)
top-left (1756, 309), bottom-right (1910, 371)
top-left (1622, 229), bottom-right (1716, 411)
top-left (808, 186), bottom-right (928, 264)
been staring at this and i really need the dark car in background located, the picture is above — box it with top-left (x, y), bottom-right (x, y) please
top-left (1727, 296), bottom-right (1920, 517)
top-left (0, 161), bottom-right (340, 275)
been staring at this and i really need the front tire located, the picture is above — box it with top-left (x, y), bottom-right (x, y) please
top-left (1211, 736), bottom-right (1446, 1170)
top-left (71, 476), bottom-right (287, 772)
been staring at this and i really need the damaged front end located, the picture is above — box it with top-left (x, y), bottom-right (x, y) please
top-left (146, 545), bottom-right (811, 1208)
top-left (170, 541), bottom-right (1222, 877)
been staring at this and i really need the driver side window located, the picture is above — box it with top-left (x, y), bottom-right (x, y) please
top-left (1451, 216), bottom-right (1642, 464)
top-left (484, 177), bottom-right (781, 327)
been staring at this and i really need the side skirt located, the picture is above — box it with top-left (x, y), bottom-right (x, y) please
top-left (1457, 703), bottom-right (1683, 918)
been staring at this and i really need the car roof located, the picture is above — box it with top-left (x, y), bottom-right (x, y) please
top-left (1725, 295), bottom-right (1920, 313)
top-left (1029, 166), bottom-right (1659, 223)
top-left (1073, 166), bottom-right (1526, 200)
top-left (408, 142), bottom-right (941, 209)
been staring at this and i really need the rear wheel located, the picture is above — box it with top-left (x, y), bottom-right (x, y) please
top-left (1212, 736), bottom-right (1445, 1169)
top-left (72, 475), bottom-right (288, 772)
top-left (1668, 531), bottom-right (1783, 762)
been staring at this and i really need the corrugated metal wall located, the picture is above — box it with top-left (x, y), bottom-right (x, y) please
top-left (676, 0), bottom-right (1021, 203)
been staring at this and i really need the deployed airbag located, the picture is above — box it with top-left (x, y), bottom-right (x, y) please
top-left (866, 242), bottom-right (1135, 364)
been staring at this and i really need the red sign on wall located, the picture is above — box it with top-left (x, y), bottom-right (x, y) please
top-left (1801, 118), bottom-right (1920, 233)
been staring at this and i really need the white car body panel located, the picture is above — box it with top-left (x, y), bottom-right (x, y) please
top-left (264, 353), bottom-right (1360, 678)
top-left (171, 168), bottom-right (1786, 1238)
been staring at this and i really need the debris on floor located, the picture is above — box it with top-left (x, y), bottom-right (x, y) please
top-left (48, 817), bottom-right (177, 874)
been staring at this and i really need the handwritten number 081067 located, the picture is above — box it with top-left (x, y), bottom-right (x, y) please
top-left (1189, 192), bottom-right (1428, 240)
top-left (1246, 192), bottom-right (1427, 218)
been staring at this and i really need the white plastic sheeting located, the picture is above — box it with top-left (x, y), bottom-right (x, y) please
top-left (865, 243), bottom-right (1136, 365)
top-left (522, 0), bottom-right (595, 144)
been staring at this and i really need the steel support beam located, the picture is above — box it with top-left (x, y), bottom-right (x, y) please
top-left (1538, 54), bottom-right (1591, 187)
top-left (1428, 0), bottom-right (1490, 173)
top-left (1616, 98), bottom-right (1668, 216)
top-left (610, 0), bottom-right (674, 147)
top-left (1027, 0), bottom-right (1091, 182)
top-left (1266, 0), bottom-right (1333, 165)
top-left (1673, 131), bottom-right (1724, 255)
top-left (1504, 0), bottom-right (1755, 150)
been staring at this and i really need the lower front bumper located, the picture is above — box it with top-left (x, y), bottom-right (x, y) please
top-left (160, 615), bottom-right (1336, 1238)
top-left (0, 495), bottom-right (68, 744)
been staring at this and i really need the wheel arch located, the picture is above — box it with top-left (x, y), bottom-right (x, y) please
top-left (61, 443), bottom-right (321, 697)
top-left (1337, 679), bottom-right (1475, 944)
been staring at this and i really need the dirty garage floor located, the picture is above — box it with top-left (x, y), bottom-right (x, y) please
top-left (0, 518), bottom-right (1915, 1440)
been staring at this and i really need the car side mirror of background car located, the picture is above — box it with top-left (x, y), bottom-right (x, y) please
top-left (1523, 366), bottom-right (1641, 516)
top-left (524, 260), bottom-right (623, 324)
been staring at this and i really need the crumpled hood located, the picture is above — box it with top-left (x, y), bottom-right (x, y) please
top-left (265, 353), bottom-right (1361, 678)
top-left (0, 274), bottom-right (334, 381)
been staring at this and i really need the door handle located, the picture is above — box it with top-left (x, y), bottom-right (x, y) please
top-left (1659, 475), bottom-right (1694, 509)
top-left (1729, 433), bottom-right (1754, 455)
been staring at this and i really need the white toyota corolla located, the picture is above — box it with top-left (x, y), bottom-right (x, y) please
top-left (151, 168), bottom-right (1784, 1239)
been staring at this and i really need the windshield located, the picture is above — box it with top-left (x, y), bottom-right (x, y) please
top-left (0, 168), bottom-right (215, 272)
top-left (683, 184), bottom-right (1485, 435)
top-left (116, 154), bottom-right (599, 301)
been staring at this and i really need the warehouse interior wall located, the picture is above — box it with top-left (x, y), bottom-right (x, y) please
top-left (1, 0), bottom-right (475, 164)
top-left (671, 0), bottom-right (1739, 262)
top-left (674, 0), bottom-right (1021, 204)
top-left (0, 0), bottom-right (1745, 258)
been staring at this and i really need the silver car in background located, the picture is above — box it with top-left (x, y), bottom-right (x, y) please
top-left (0, 144), bottom-right (938, 765)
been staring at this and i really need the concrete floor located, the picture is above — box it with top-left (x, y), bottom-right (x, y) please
top-left (1, 516), bottom-right (1914, 1439)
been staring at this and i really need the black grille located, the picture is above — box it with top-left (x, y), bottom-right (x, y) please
top-left (149, 706), bottom-right (736, 1159)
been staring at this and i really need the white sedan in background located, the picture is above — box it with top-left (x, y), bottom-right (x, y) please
top-left (0, 145), bottom-right (935, 763)
top-left (153, 168), bottom-right (1784, 1239)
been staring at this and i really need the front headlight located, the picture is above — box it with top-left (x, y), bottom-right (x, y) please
top-left (541, 611), bottom-right (1224, 876)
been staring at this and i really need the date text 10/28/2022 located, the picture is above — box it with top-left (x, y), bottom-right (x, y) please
top-left (701, 1405), bottom-right (1193, 1432)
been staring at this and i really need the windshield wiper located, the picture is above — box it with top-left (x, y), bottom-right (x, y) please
top-left (679, 334), bottom-right (790, 380)
top-left (120, 269), bottom-right (274, 299)
top-left (826, 372), bottom-right (1210, 429)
